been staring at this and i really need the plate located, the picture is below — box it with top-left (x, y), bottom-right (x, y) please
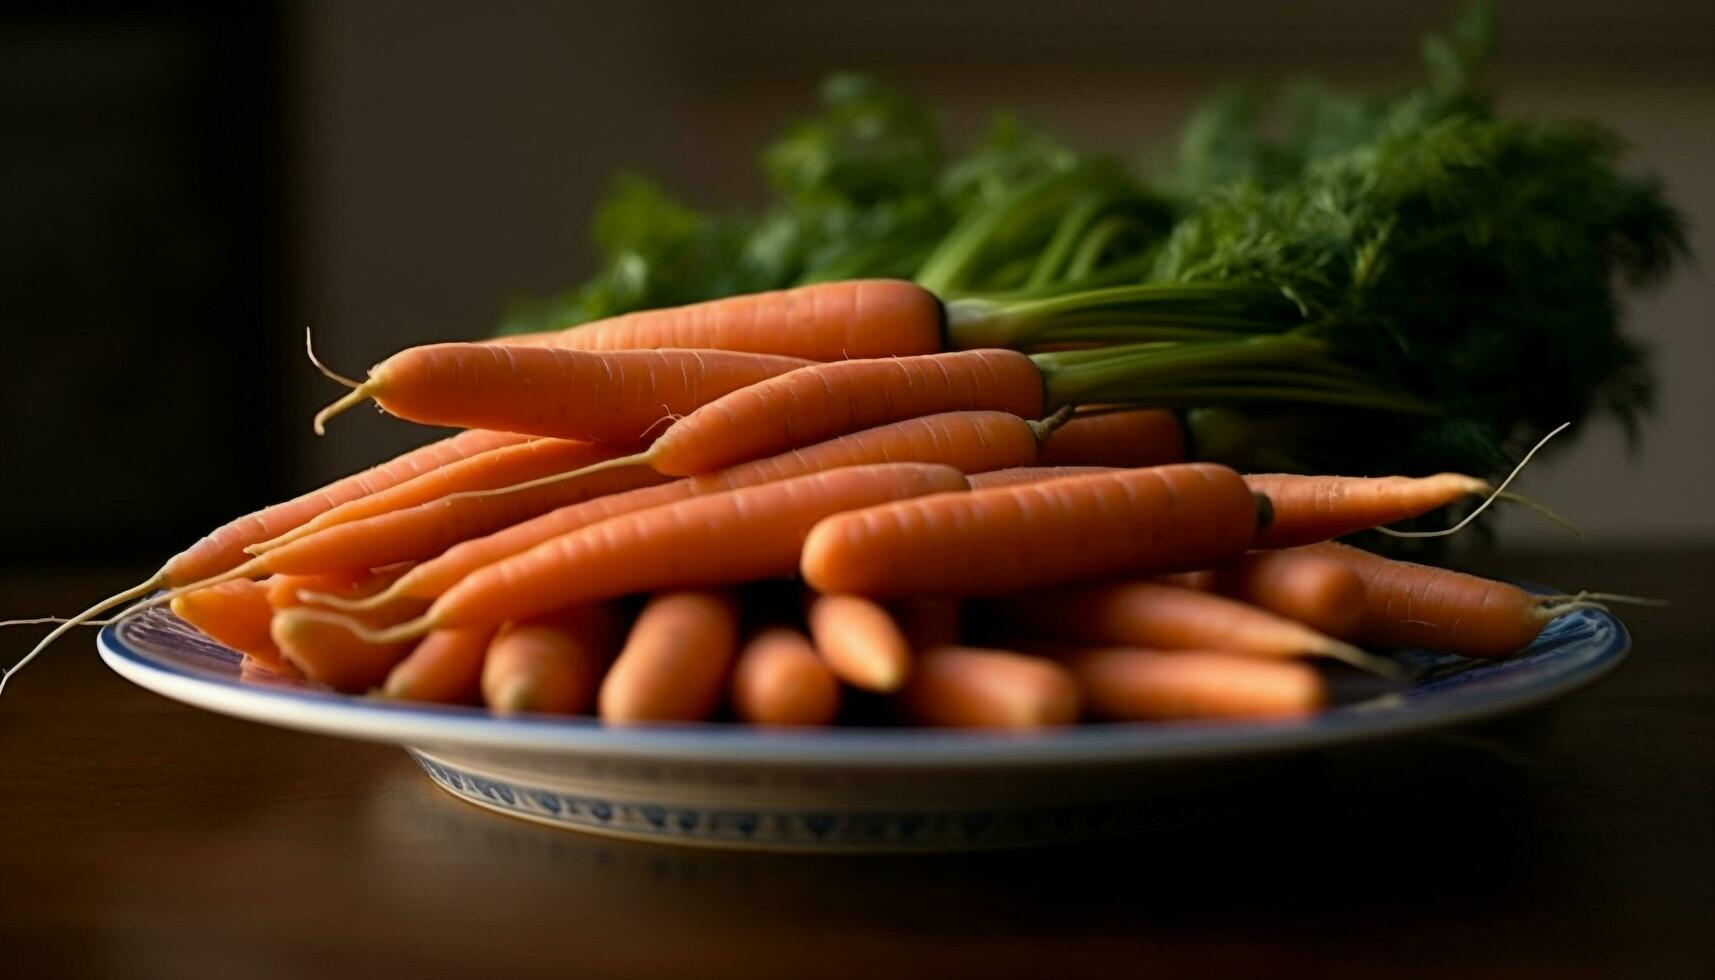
top-left (98, 596), bottom-right (1627, 851)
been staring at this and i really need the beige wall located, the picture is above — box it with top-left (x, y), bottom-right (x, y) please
top-left (290, 0), bottom-right (1714, 546)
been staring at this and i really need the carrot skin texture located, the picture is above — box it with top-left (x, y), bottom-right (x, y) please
top-left (1038, 410), bottom-right (1186, 468)
top-left (427, 463), bottom-right (969, 629)
top-left (989, 581), bottom-right (1349, 659)
top-left (966, 465), bottom-right (1115, 490)
top-left (387, 411), bottom-right (1043, 602)
top-left (807, 594), bottom-right (914, 692)
top-left (382, 627), bottom-right (495, 705)
top-left (802, 463), bottom-right (1258, 598)
top-left (526, 280), bottom-right (944, 361)
top-left (899, 647), bottom-right (1081, 728)
top-left (647, 349), bottom-right (1046, 476)
top-left (1066, 647), bottom-right (1325, 721)
top-left (161, 429), bottom-right (525, 585)
top-left (600, 592), bottom-right (740, 723)
top-left (483, 606), bottom-right (622, 715)
top-left (170, 580), bottom-right (282, 666)
top-left (352, 344), bottom-right (809, 442)
top-left (256, 444), bottom-right (665, 575)
top-left (1245, 473), bottom-right (1488, 548)
top-left (1163, 549), bottom-right (1367, 639)
top-left (730, 627), bottom-right (841, 726)
top-left (261, 439), bottom-right (619, 550)
top-left (1308, 543), bottom-right (1551, 656)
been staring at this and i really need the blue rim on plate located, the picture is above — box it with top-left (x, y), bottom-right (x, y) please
top-left (97, 591), bottom-right (1629, 768)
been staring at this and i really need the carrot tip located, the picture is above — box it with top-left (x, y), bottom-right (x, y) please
top-left (296, 588), bottom-right (393, 613)
top-left (312, 380), bottom-right (380, 436)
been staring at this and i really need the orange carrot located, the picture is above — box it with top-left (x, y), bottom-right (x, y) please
top-left (272, 603), bottom-right (425, 693)
top-left (1244, 473), bottom-right (1488, 548)
top-left (346, 411), bottom-right (1052, 608)
top-left (1162, 549), bottom-right (1368, 638)
top-left (512, 280), bottom-right (944, 361)
top-left (966, 465), bottom-right (1115, 489)
top-left (251, 444), bottom-right (664, 576)
top-left (1038, 409), bottom-right (1185, 467)
top-left (899, 646), bottom-right (1081, 728)
top-left (987, 581), bottom-right (1377, 670)
top-left (802, 464), bottom-right (1261, 598)
top-left (169, 580), bottom-right (282, 667)
top-left (1065, 647), bottom-right (1326, 721)
top-left (313, 344), bottom-right (809, 439)
top-left (807, 594), bottom-right (913, 692)
top-left (382, 627), bottom-right (496, 705)
top-left (483, 606), bottom-right (623, 715)
top-left (1308, 542), bottom-right (1588, 656)
top-left (4, 429), bottom-right (525, 691)
top-left (250, 438), bottom-right (632, 554)
top-left (536, 349), bottom-right (1047, 481)
top-left (600, 591), bottom-right (739, 723)
top-left (266, 570), bottom-right (375, 610)
top-left (354, 463), bottom-right (969, 642)
top-left (730, 626), bottom-right (841, 726)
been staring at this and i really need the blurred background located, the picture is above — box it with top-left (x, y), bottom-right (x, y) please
top-left (2, 0), bottom-right (1710, 572)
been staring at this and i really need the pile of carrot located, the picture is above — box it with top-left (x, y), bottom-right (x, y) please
top-left (7, 280), bottom-right (1609, 727)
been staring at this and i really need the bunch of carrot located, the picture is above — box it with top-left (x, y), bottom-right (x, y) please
top-left (8, 280), bottom-right (1605, 727)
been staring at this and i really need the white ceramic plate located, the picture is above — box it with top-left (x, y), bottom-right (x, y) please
top-left (99, 597), bottom-right (1627, 851)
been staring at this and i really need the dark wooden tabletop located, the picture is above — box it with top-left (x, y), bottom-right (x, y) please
top-left (3, 549), bottom-right (1711, 980)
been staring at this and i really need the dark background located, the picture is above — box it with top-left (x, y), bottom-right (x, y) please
top-left (2, 0), bottom-right (1710, 563)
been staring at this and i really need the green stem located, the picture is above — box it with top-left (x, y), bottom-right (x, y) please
top-left (1025, 192), bottom-right (1114, 289)
top-left (1064, 214), bottom-right (1135, 281)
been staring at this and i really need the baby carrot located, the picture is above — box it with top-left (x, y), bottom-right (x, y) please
top-left (382, 627), bottom-right (496, 706)
top-left (483, 606), bottom-right (623, 715)
top-left (802, 464), bottom-right (1262, 598)
top-left (169, 580), bottom-right (282, 667)
top-left (807, 594), bottom-right (913, 693)
top-left (730, 626), bottom-right (841, 726)
top-left (515, 280), bottom-right (944, 361)
top-left (1162, 548), bottom-right (1368, 638)
top-left (351, 463), bottom-right (969, 642)
top-left (271, 606), bottom-right (422, 693)
top-left (1065, 647), bottom-right (1326, 721)
top-left (899, 647), bottom-right (1081, 728)
top-left (1308, 543), bottom-right (1595, 656)
top-left (313, 344), bottom-right (809, 439)
top-left (987, 581), bottom-right (1382, 672)
top-left (1245, 473), bottom-right (1489, 548)
top-left (600, 591), bottom-right (739, 723)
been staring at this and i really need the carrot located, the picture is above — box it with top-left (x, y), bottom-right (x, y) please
top-left (346, 462), bottom-right (970, 643)
top-left (986, 581), bottom-right (1385, 673)
top-left (802, 463), bottom-right (1262, 599)
top-left (1308, 542), bottom-right (1595, 657)
top-left (477, 350), bottom-right (1047, 489)
top-left (1162, 548), bottom-right (1368, 638)
top-left (730, 626), bottom-right (841, 726)
top-left (266, 570), bottom-right (374, 610)
top-left (382, 627), bottom-right (496, 705)
top-left (272, 604), bottom-right (425, 693)
top-left (512, 280), bottom-right (945, 361)
top-left (249, 438), bottom-right (633, 554)
top-left (327, 410), bottom-right (1053, 609)
top-left (1037, 409), bottom-right (1185, 467)
top-left (169, 580), bottom-right (282, 667)
top-left (312, 344), bottom-right (809, 439)
top-left (250, 445), bottom-right (664, 576)
top-left (1244, 473), bottom-right (1489, 548)
top-left (483, 606), bottom-right (623, 715)
top-left (600, 591), bottom-right (739, 723)
top-left (1064, 647), bottom-right (1325, 721)
top-left (2, 429), bottom-right (524, 693)
top-left (966, 465), bottom-right (1115, 489)
top-left (807, 594), bottom-right (913, 693)
top-left (899, 647), bottom-right (1081, 728)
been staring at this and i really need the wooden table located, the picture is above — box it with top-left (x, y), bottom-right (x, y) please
top-left (4, 550), bottom-right (1712, 979)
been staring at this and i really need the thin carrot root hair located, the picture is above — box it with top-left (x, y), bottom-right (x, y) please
top-left (1376, 421), bottom-right (1571, 540)
top-left (0, 617), bottom-right (118, 627)
top-left (0, 573), bottom-right (166, 696)
top-left (312, 380), bottom-right (383, 436)
top-left (304, 327), bottom-right (366, 389)
top-left (284, 607), bottom-right (433, 647)
top-left (295, 587), bottom-right (393, 613)
top-left (438, 451), bottom-right (653, 504)
top-left (1315, 640), bottom-right (1407, 680)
